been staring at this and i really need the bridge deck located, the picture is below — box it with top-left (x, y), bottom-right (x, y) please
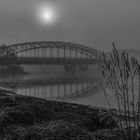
top-left (0, 57), bottom-right (99, 65)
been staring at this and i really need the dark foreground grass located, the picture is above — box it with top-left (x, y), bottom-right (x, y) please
top-left (0, 92), bottom-right (121, 140)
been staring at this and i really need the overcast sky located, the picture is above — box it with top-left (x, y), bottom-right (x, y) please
top-left (0, 0), bottom-right (140, 51)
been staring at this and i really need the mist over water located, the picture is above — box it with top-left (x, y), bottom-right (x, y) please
top-left (0, 64), bottom-right (104, 106)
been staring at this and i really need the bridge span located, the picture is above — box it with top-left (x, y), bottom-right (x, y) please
top-left (0, 57), bottom-right (99, 65)
top-left (0, 41), bottom-right (101, 71)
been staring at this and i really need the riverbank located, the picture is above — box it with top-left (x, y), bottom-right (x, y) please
top-left (0, 91), bottom-right (121, 140)
top-left (0, 65), bottom-right (29, 76)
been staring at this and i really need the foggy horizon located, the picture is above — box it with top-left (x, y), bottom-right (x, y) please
top-left (0, 0), bottom-right (140, 51)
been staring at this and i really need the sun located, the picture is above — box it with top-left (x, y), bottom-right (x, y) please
top-left (41, 11), bottom-right (53, 21)
top-left (34, 2), bottom-right (58, 26)
top-left (39, 8), bottom-right (54, 23)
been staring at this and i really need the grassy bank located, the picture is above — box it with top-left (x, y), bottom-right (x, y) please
top-left (0, 91), bottom-right (121, 140)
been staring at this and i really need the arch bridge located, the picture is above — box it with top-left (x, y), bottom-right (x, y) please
top-left (0, 41), bottom-right (101, 71)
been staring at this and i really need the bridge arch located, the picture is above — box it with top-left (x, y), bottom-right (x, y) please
top-left (0, 41), bottom-right (101, 59)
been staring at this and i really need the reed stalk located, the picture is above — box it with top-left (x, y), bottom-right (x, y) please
top-left (101, 43), bottom-right (140, 140)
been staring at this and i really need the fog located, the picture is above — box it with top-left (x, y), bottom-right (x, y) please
top-left (0, 0), bottom-right (140, 51)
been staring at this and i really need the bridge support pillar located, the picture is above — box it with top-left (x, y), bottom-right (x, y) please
top-left (78, 65), bottom-right (88, 71)
top-left (64, 65), bottom-right (77, 72)
top-left (64, 64), bottom-right (89, 72)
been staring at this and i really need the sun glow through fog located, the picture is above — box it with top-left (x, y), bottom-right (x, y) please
top-left (34, 2), bottom-right (59, 26)
top-left (41, 10), bottom-right (53, 21)
top-left (39, 6), bottom-right (55, 24)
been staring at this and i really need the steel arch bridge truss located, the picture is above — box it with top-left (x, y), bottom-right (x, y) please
top-left (0, 41), bottom-right (101, 65)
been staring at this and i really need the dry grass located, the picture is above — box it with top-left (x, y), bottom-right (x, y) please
top-left (101, 43), bottom-right (140, 140)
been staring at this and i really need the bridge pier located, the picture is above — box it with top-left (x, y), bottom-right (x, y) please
top-left (78, 65), bottom-right (88, 71)
top-left (64, 65), bottom-right (89, 72)
top-left (64, 65), bottom-right (77, 72)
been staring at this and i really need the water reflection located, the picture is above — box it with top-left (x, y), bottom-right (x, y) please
top-left (0, 65), bottom-right (101, 101)
top-left (0, 74), bottom-right (99, 101)
top-left (16, 79), bottom-right (97, 100)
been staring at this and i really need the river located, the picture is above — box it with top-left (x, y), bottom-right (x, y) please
top-left (0, 64), bottom-right (111, 107)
